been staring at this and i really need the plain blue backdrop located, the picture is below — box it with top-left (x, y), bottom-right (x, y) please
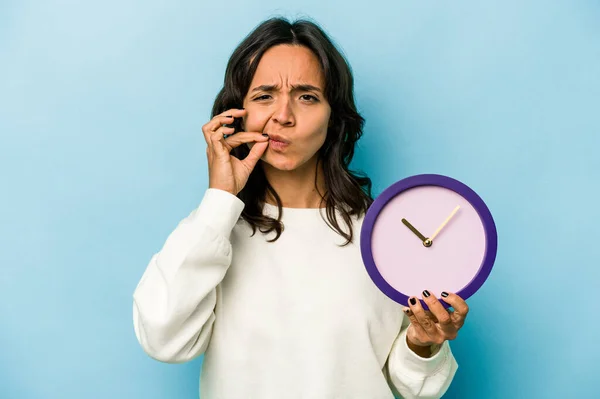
top-left (1, 0), bottom-right (598, 398)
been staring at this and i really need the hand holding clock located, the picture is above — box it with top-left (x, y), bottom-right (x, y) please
top-left (400, 205), bottom-right (468, 356)
top-left (402, 291), bottom-right (469, 357)
top-left (361, 174), bottom-right (497, 358)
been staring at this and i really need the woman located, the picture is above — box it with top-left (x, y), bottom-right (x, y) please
top-left (133, 16), bottom-right (468, 399)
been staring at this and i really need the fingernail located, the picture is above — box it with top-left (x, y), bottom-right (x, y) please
top-left (409, 297), bottom-right (417, 306)
top-left (404, 308), bottom-right (411, 315)
top-left (423, 290), bottom-right (430, 298)
top-left (441, 292), bottom-right (449, 298)
top-left (262, 133), bottom-right (269, 137)
top-left (226, 115), bottom-right (232, 118)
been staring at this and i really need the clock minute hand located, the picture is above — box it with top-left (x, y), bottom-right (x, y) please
top-left (401, 218), bottom-right (428, 242)
top-left (430, 205), bottom-right (461, 242)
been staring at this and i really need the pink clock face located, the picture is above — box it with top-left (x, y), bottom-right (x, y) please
top-left (361, 174), bottom-right (497, 308)
top-left (371, 185), bottom-right (486, 297)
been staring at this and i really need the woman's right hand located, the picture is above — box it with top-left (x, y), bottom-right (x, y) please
top-left (202, 108), bottom-right (269, 196)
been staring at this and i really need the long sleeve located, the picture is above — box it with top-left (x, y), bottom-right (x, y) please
top-left (384, 315), bottom-right (459, 399)
top-left (132, 188), bottom-right (245, 363)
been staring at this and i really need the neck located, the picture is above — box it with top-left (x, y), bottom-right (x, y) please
top-left (261, 156), bottom-right (327, 209)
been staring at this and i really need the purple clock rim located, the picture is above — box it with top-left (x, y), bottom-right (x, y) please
top-left (360, 173), bottom-right (498, 310)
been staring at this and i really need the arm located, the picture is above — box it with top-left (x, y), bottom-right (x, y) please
top-left (132, 188), bottom-right (244, 363)
top-left (384, 314), bottom-right (458, 399)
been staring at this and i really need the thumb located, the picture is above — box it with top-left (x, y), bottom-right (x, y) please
top-left (242, 141), bottom-right (269, 170)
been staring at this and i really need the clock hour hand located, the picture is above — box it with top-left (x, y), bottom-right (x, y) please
top-left (401, 218), bottom-right (428, 243)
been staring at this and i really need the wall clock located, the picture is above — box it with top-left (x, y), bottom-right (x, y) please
top-left (360, 174), bottom-right (498, 310)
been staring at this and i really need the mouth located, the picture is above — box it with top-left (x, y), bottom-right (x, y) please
top-left (266, 133), bottom-right (290, 145)
top-left (265, 133), bottom-right (290, 151)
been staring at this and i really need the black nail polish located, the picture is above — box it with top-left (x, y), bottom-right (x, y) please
top-left (409, 297), bottom-right (417, 306)
top-left (441, 292), bottom-right (449, 298)
top-left (226, 115), bottom-right (232, 118)
top-left (404, 308), bottom-right (410, 315)
top-left (423, 290), bottom-right (430, 298)
top-left (262, 133), bottom-right (269, 137)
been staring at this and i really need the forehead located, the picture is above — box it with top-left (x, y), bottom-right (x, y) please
top-left (251, 45), bottom-right (325, 87)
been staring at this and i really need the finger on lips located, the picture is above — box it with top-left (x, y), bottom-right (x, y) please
top-left (224, 132), bottom-right (269, 148)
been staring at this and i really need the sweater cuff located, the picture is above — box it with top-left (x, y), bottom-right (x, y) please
top-left (391, 328), bottom-right (450, 378)
top-left (191, 188), bottom-right (245, 238)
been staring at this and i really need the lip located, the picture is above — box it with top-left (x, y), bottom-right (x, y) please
top-left (266, 133), bottom-right (290, 144)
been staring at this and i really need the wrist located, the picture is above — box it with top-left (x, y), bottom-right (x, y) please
top-left (209, 185), bottom-right (236, 196)
top-left (406, 335), bottom-right (434, 358)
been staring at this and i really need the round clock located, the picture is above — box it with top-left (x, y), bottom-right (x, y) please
top-left (360, 174), bottom-right (498, 310)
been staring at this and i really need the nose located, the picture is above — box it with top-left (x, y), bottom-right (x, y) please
top-left (271, 96), bottom-right (295, 127)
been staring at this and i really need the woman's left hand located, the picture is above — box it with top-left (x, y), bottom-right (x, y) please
top-left (403, 290), bottom-right (469, 349)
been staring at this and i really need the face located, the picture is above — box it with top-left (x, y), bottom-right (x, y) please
top-left (242, 45), bottom-right (332, 172)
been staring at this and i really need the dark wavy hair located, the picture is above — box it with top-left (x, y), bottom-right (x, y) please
top-left (211, 16), bottom-right (373, 246)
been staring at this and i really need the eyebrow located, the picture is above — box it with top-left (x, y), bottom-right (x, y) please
top-left (250, 84), bottom-right (323, 93)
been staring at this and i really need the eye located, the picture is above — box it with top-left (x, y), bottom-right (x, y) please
top-left (253, 95), bottom-right (272, 101)
top-left (300, 94), bottom-right (319, 102)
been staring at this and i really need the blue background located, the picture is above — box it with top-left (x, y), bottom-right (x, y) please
top-left (1, 0), bottom-right (598, 398)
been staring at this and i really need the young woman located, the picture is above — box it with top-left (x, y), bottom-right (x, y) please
top-left (133, 16), bottom-right (468, 399)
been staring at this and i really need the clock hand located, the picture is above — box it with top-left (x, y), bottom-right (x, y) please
top-left (401, 218), bottom-right (429, 244)
top-left (429, 205), bottom-right (461, 242)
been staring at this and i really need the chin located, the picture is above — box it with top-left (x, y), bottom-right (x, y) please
top-left (261, 152), bottom-right (300, 171)
top-left (262, 159), bottom-right (299, 171)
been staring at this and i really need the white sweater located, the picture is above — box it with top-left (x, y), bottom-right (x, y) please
top-left (133, 188), bottom-right (458, 399)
